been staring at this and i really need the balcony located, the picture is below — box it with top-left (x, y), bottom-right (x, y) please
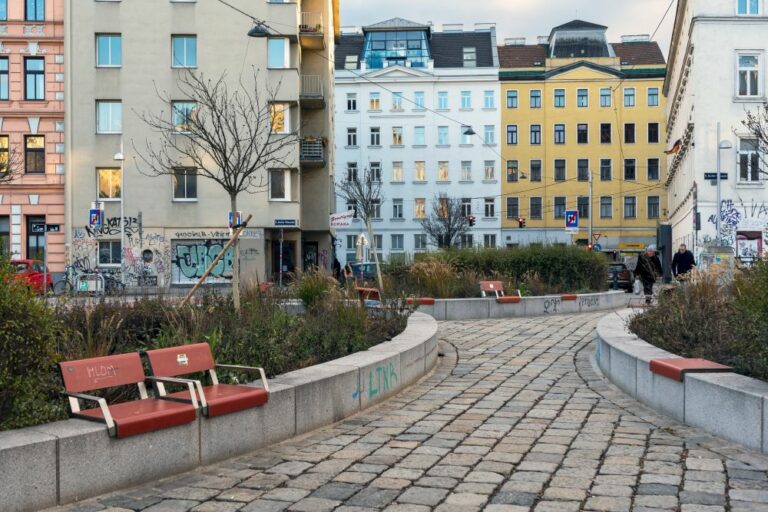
top-left (300, 75), bottom-right (325, 109)
top-left (299, 12), bottom-right (324, 50)
top-left (300, 138), bottom-right (325, 168)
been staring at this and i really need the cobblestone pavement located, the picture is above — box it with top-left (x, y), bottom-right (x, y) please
top-left (52, 313), bottom-right (768, 512)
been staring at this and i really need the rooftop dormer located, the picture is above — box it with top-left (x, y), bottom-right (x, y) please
top-left (548, 19), bottom-right (614, 59)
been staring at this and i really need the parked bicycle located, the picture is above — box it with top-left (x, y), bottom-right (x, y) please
top-left (53, 264), bottom-right (79, 295)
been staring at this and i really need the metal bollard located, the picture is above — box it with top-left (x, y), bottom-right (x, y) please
top-left (612, 269), bottom-right (619, 290)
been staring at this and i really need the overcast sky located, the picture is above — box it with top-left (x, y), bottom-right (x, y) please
top-left (341, 0), bottom-right (678, 57)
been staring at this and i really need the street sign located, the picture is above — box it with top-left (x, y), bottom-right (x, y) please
top-left (228, 211), bottom-right (242, 228)
top-left (565, 210), bottom-right (579, 234)
top-left (704, 172), bottom-right (728, 180)
top-left (45, 224), bottom-right (60, 233)
top-left (89, 209), bottom-right (103, 227)
top-left (30, 223), bottom-right (45, 234)
top-left (330, 211), bottom-right (355, 228)
top-left (275, 219), bottom-right (297, 227)
top-left (593, 243), bottom-right (603, 252)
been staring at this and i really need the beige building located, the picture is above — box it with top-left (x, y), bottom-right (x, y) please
top-left (64, 0), bottom-right (338, 289)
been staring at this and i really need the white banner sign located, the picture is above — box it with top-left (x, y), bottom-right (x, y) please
top-left (330, 211), bottom-right (355, 228)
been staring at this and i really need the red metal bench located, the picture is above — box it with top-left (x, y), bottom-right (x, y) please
top-left (480, 281), bottom-right (505, 298)
top-left (144, 343), bottom-right (269, 418)
top-left (561, 294), bottom-right (578, 301)
top-left (406, 297), bottom-right (435, 306)
top-left (497, 296), bottom-right (522, 304)
top-left (59, 353), bottom-right (198, 438)
top-left (356, 287), bottom-right (381, 303)
top-left (649, 358), bottom-right (733, 382)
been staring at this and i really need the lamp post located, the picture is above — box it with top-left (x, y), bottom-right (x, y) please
top-left (114, 140), bottom-right (125, 285)
top-left (715, 122), bottom-right (733, 244)
top-left (588, 169), bottom-right (593, 249)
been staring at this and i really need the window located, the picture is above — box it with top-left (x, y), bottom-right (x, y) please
top-left (507, 125), bottom-right (518, 145)
top-left (346, 235), bottom-right (356, 251)
top-left (461, 198), bottom-right (472, 217)
top-left (369, 127), bottom-right (380, 146)
top-left (347, 128), bottom-right (357, 147)
top-left (600, 87), bottom-right (612, 107)
top-left (738, 0), bottom-right (760, 15)
top-left (601, 123), bottom-right (612, 144)
top-left (98, 241), bottom-right (121, 267)
top-left (648, 158), bottom-right (660, 180)
top-left (648, 87), bottom-right (659, 106)
top-left (530, 160), bottom-right (542, 182)
top-left (173, 168), bottom-right (197, 200)
top-left (438, 161), bottom-right (449, 181)
top-left (371, 199), bottom-right (381, 219)
top-left (98, 168), bottom-right (121, 200)
top-left (437, 91), bottom-right (448, 109)
top-left (507, 197), bottom-right (519, 219)
top-left (530, 124), bottom-right (541, 145)
top-left (648, 123), bottom-right (660, 144)
top-left (624, 159), bottom-right (636, 180)
top-left (346, 162), bottom-right (357, 182)
top-left (461, 127), bottom-right (472, 145)
top-left (484, 90), bottom-right (495, 109)
top-left (438, 126), bottom-right (449, 145)
top-left (369, 92), bottom-right (381, 110)
top-left (600, 159), bottom-right (612, 181)
top-left (578, 196), bottom-right (590, 219)
top-left (484, 198), bottom-right (495, 218)
top-left (506, 160), bottom-right (518, 183)
top-left (460, 234), bottom-right (473, 249)
top-left (577, 159), bottom-right (589, 182)
top-left (96, 34), bottom-right (122, 67)
top-left (392, 126), bottom-right (403, 145)
top-left (267, 38), bottom-right (289, 68)
top-left (554, 89), bottom-right (565, 108)
top-left (461, 161), bottom-right (472, 181)
top-left (24, 58), bottom-right (44, 100)
top-left (346, 93), bottom-right (357, 111)
top-left (414, 91), bottom-right (425, 109)
top-left (392, 199), bottom-right (403, 219)
top-left (414, 198), bottom-right (426, 219)
top-left (461, 91), bottom-right (472, 109)
top-left (0, 215), bottom-right (8, 256)
top-left (507, 90), bottom-right (518, 108)
top-left (577, 124), bottom-right (588, 144)
top-left (530, 90), bottom-right (541, 108)
top-left (174, 101), bottom-right (197, 133)
top-left (344, 55), bottom-right (358, 70)
top-left (624, 197), bottom-right (637, 218)
top-left (414, 234), bottom-right (427, 251)
top-left (577, 88), bottom-right (589, 107)
top-left (96, 101), bottom-right (122, 134)
top-left (269, 169), bottom-right (290, 200)
top-left (414, 161), bottom-right (425, 181)
top-left (483, 125), bottom-right (495, 145)
top-left (414, 126), bottom-right (425, 146)
top-left (600, 197), bottom-right (613, 218)
top-left (391, 234), bottom-right (404, 252)
top-left (624, 88), bottom-right (635, 107)
top-left (463, 47), bottom-right (477, 67)
top-left (370, 162), bottom-right (381, 182)
top-left (0, 135), bottom-right (7, 172)
top-left (484, 161), bottom-right (495, 180)
top-left (554, 197), bottom-right (566, 219)
top-left (738, 54), bottom-right (760, 97)
top-left (530, 197), bottom-right (543, 219)
top-left (554, 159), bottom-right (566, 181)
top-left (24, 136), bottom-right (44, 174)
top-left (172, 35), bottom-right (197, 68)
top-left (346, 201), bottom-right (358, 218)
top-left (554, 124), bottom-right (565, 144)
top-left (739, 138), bottom-right (761, 181)
top-left (392, 92), bottom-right (403, 110)
top-left (0, 58), bottom-right (6, 100)
top-left (483, 234), bottom-right (497, 248)
top-left (25, 0), bottom-right (44, 21)
top-left (648, 196), bottom-right (660, 219)
top-left (26, 215), bottom-right (45, 261)
top-left (392, 161), bottom-right (403, 182)
top-left (0, 1), bottom-right (6, 21)
top-left (625, 123), bottom-right (636, 144)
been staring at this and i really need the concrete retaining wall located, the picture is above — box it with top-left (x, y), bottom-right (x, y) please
top-left (0, 312), bottom-right (438, 512)
top-left (596, 309), bottom-right (768, 454)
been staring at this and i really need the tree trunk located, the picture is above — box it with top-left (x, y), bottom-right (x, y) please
top-left (230, 194), bottom-right (241, 312)
top-left (366, 219), bottom-right (385, 292)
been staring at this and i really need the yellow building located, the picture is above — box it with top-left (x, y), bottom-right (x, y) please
top-left (499, 20), bottom-right (667, 252)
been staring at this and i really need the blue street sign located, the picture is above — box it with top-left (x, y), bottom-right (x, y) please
top-left (704, 172), bottom-right (728, 180)
top-left (565, 210), bottom-right (579, 229)
top-left (89, 209), bottom-right (102, 227)
top-left (228, 211), bottom-right (242, 228)
top-left (593, 243), bottom-right (603, 252)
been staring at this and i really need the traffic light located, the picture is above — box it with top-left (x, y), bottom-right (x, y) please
top-left (587, 244), bottom-right (593, 251)
top-left (518, 217), bottom-right (526, 229)
top-left (468, 215), bottom-right (476, 227)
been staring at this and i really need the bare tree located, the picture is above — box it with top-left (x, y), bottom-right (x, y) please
top-left (420, 196), bottom-right (470, 249)
top-left (0, 146), bottom-right (23, 185)
top-left (337, 165), bottom-right (384, 290)
top-left (742, 104), bottom-right (768, 179)
top-left (134, 69), bottom-right (299, 310)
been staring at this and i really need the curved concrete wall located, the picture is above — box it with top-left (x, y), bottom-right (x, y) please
top-left (596, 309), bottom-right (768, 454)
top-left (0, 312), bottom-right (439, 512)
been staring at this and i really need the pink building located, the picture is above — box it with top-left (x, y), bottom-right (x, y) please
top-left (0, 0), bottom-right (64, 271)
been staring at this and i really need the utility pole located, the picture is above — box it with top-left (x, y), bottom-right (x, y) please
top-left (716, 122), bottom-right (722, 244)
top-left (588, 169), bottom-right (593, 247)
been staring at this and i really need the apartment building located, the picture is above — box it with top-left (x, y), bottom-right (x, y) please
top-left (0, 0), bottom-right (65, 270)
top-left (65, 0), bottom-right (338, 288)
top-left (666, 0), bottom-right (768, 261)
top-left (334, 18), bottom-right (501, 264)
top-left (499, 20), bottom-right (667, 251)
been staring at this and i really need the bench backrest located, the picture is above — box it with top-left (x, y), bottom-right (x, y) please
top-left (144, 343), bottom-right (216, 377)
top-left (59, 353), bottom-right (146, 393)
top-left (480, 281), bottom-right (504, 293)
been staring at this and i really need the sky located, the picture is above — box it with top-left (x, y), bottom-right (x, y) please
top-left (340, 0), bottom-right (678, 57)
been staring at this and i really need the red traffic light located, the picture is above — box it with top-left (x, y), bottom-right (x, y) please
top-left (467, 215), bottom-right (476, 227)
top-left (517, 217), bottom-right (526, 228)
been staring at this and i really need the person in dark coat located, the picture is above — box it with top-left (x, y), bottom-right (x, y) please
top-left (635, 245), bottom-right (663, 303)
top-left (671, 243), bottom-right (696, 278)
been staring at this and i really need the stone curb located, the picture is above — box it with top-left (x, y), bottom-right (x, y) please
top-left (596, 308), bottom-right (768, 455)
top-left (0, 312), bottom-right (439, 512)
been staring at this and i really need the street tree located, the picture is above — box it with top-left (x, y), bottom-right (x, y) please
top-left (420, 196), bottom-right (470, 249)
top-left (135, 70), bottom-right (299, 310)
top-left (742, 104), bottom-right (768, 177)
top-left (337, 165), bottom-right (385, 290)
top-left (0, 144), bottom-right (23, 185)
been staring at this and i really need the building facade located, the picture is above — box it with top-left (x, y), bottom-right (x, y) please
top-left (333, 18), bottom-right (501, 264)
top-left (666, 0), bottom-right (768, 261)
top-left (65, 0), bottom-right (338, 289)
top-left (499, 21), bottom-right (667, 252)
top-left (0, 0), bottom-right (65, 270)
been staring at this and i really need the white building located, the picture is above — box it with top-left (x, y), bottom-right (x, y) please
top-left (333, 18), bottom-right (501, 264)
top-left (666, 0), bottom-right (768, 261)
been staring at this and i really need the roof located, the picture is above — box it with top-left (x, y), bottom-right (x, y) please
top-left (498, 44), bottom-right (547, 68)
top-left (335, 34), bottom-right (364, 70)
top-left (612, 42), bottom-right (666, 66)
top-left (363, 18), bottom-right (429, 32)
top-left (552, 20), bottom-right (608, 32)
top-left (497, 40), bottom-right (666, 69)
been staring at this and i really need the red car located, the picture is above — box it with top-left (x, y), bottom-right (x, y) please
top-left (11, 259), bottom-right (53, 293)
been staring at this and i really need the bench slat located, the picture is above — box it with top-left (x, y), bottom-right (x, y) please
top-left (650, 358), bottom-right (733, 382)
top-left (59, 353), bottom-right (146, 393)
top-left (145, 343), bottom-right (216, 377)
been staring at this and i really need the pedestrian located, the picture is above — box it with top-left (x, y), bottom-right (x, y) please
top-left (332, 258), bottom-right (342, 282)
top-left (671, 243), bottom-right (695, 279)
top-left (634, 245), bottom-right (662, 304)
top-left (343, 262), bottom-right (353, 285)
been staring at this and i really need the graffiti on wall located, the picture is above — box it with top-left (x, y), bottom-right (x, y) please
top-left (706, 199), bottom-right (768, 254)
top-left (171, 240), bottom-right (234, 284)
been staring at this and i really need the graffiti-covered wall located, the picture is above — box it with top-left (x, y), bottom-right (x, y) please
top-left (706, 199), bottom-right (768, 259)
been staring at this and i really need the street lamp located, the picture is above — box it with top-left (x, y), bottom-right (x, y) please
top-left (462, 126), bottom-right (476, 136)
top-left (715, 122), bottom-right (733, 244)
top-left (247, 23), bottom-right (271, 38)
top-left (114, 144), bottom-right (125, 285)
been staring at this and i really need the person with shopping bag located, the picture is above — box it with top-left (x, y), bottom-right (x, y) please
top-left (634, 245), bottom-right (662, 304)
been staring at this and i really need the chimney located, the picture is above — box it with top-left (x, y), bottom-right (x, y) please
top-left (442, 23), bottom-right (463, 33)
top-left (505, 37), bottom-right (526, 46)
top-left (620, 34), bottom-right (651, 43)
top-left (474, 23), bottom-right (495, 32)
top-left (537, 36), bottom-right (550, 45)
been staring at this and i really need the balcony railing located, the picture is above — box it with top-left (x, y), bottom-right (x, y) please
top-left (300, 75), bottom-right (323, 98)
top-left (299, 12), bottom-right (323, 34)
top-left (300, 138), bottom-right (325, 167)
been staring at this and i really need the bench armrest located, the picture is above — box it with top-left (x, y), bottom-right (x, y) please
top-left (146, 376), bottom-right (201, 409)
top-left (62, 391), bottom-right (115, 433)
top-left (217, 364), bottom-right (270, 393)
